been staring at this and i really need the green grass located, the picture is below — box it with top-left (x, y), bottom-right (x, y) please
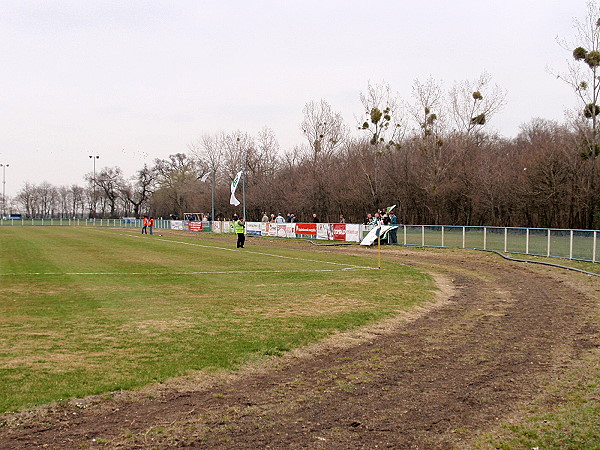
top-left (0, 227), bottom-right (435, 413)
top-left (471, 350), bottom-right (600, 449)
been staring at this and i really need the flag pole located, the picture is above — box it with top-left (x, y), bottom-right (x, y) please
top-left (242, 143), bottom-right (247, 220)
top-left (211, 167), bottom-right (215, 225)
top-left (378, 232), bottom-right (381, 269)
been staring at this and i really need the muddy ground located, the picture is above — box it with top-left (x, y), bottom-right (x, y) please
top-left (1, 244), bottom-right (599, 449)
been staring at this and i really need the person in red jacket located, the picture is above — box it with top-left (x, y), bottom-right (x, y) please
top-left (148, 217), bottom-right (155, 235)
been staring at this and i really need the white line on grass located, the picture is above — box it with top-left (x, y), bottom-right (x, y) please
top-left (0, 268), bottom-right (367, 277)
top-left (97, 228), bottom-right (374, 270)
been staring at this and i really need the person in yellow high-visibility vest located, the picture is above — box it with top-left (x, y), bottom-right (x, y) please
top-left (234, 217), bottom-right (245, 248)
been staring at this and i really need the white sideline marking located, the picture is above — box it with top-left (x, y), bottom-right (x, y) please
top-left (0, 268), bottom-right (368, 277)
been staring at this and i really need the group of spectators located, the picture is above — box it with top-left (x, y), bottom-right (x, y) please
top-left (363, 209), bottom-right (399, 244)
top-left (261, 213), bottom-right (299, 223)
top-left (363, 209), bottom-right (398, 226)
top-left (261, 213), bottom-right (348, 224)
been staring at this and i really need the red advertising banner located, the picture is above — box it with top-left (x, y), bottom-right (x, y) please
top-left (295, 223), bottom-right (317, 236)
top-left (333, 223), bottom-right (346, 241)
top-left (188, 220), bottom-right (203, 232)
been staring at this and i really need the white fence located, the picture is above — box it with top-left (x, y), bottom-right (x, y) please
top-left (2, 218), bottom-right (598, 263)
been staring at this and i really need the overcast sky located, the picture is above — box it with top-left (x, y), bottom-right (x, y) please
top-left (0, 0), bottom-right (589, 198)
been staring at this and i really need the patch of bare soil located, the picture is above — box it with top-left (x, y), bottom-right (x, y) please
top-left (1, 244), bottom-right (599, 449)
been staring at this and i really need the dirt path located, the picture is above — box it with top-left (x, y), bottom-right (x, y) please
top-left (1, 247), bottom-right (598, 449)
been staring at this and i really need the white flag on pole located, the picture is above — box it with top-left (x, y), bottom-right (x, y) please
top-left (229, 171), bottom-right (242, 206)
top-left (199, 172), bottom-right (209, 182)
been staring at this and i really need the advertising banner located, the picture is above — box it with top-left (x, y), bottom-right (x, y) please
top-left (264, 222), bottom-right (278, 237)
top-left (345, 224), bottom-right (360, 242)
top-left (285, 223), bottom-right (297, 238)
top-left (246, 222), bottom-right (262, 235)
top-left (188, 220), bottom-right (203, 232)
top-left (317, 223), bottom-right (333, 240)
top-left (171, 220), bottom-right (184, 231)
top-left (333, 224), bottom-right (346, 241)
top-left (276, 224), bottom-right (288, 237)
top-left (295, 223), bottom-right (317, 236)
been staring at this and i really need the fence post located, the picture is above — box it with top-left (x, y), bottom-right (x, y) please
top-left (547, 229), bottom-right (551, 257)
top-left (594, 231), bottom-right (597, 263)
top-left (441, 226), bottom-right (445, 247)
top-left (421, 226), bottom-right (425, 247)
top-left (462, 227), bottom-right (466, 249)
top-left (403, 225), bottom-right (406, 245)
top-left (483, 227), bottom-right (487, 250)
top-left (569, 230), bottom-right (574, 260)
top-left (504, 228), bottom-right (507, 253)
top-left (526, 228), bottom-right (530, 255)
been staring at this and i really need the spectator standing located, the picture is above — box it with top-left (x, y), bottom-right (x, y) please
top-left (261, 213), bottom-right (269, 222)
top-left (275, 213), bottom-right (285, 223)
top-left (142, 216), bottom-right (148, 234)
top-left (148, 217), bottom-right (155, 235)
top-left (234, 217), bottom-right (246, 248)
top-left (312, 213), bottom-right (319, 223)
top-left (339, 214), bottom-right (346, 223)
top-left (389, 211), bottom-right (398, 244)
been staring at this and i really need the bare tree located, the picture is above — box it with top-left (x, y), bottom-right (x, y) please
top-left (152, 153), bottom-right (200, 218)
top-left (555, 0), bottom-right (600, 226)
top-left (189, 132), bottom-right (225, 182)
top-left (301, 99), bottom-right (348, 160)
top-left (449, 72), bottom-right (507, 136)
top-left (359, 81), bottom-right (405, 147)
top-left (70, 185), bottom-right (86, 218)
top-left (122, 164), bottom-right (156, 218)
top-left (556, 0), bottom-right (600, 155)
top-left (408, 77), bottom-right (445, 139)
top-left (86, 167), bottom-right (124, 218)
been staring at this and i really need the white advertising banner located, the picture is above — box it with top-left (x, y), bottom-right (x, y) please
top-left (285, 223), bottom-right (297, 238)
top-left (171, 220), bottom-right (184, 230)
top-left (275, 224), bottom-right (287, 237)
top-left (345, 224), bottom-right (360, 242)
top-left (317, 223), bottom-right (333, 240)
top-left (265, 222), bottom-right (278, 237)
top-left (246, 222), bottom-right (262, 235)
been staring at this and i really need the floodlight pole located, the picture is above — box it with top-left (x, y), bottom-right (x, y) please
top-left (1, 163), bottom-right (9, 218)
top-left (88, 155), bottom-right (99, 218)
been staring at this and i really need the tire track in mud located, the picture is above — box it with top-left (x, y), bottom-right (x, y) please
top-left (1, 249), bottom-right (598, 449)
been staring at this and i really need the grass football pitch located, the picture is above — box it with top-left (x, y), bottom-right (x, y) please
top-left (0, 226), bottom-right (435, 413)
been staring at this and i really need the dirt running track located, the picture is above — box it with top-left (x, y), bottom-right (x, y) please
top-left (1, 247), bottom-right (599, 449)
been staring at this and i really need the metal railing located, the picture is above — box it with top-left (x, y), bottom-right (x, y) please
top-left (397, 225), bottom-right (598, 263)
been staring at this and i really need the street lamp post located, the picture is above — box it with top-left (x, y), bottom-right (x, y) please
top-left (88, 155), bottom-right (99, 218)
top-left (0, 163), bottom-right (9, 219)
